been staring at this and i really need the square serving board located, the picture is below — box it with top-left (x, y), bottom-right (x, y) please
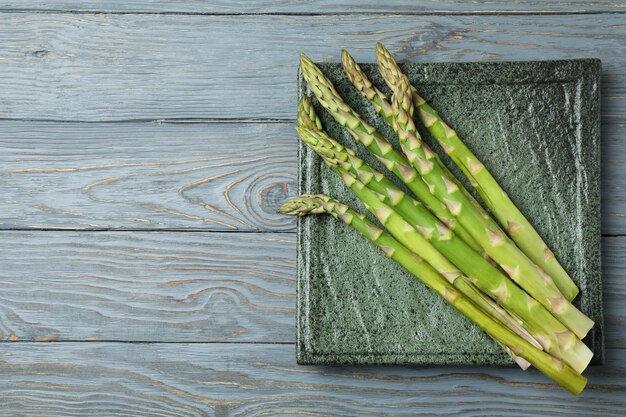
top-left (296, 59), bottom-right (603, 366)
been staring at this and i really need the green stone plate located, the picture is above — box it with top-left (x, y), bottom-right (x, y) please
top-left (296, 59), bottom-right (603, 366)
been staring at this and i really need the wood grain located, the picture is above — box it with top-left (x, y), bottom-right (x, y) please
top-left (2, 14), bottom-right (624, 233)
top-left (0, 231), bottom-right (295, 342)
top-left (1, 0), bottom-right (624, 13)
top-left (0, 122), bottom-right (296, 231)
top-left (0, 14), bottom-right (623, 122)
top-left (0, 8), bottom-right (624, 414)
top-left (0, 342), bottom-right (623, 416)
top-left (0, 231), bottom-right (622, 348)
top-left (1, 120), bottom-right (623, 234)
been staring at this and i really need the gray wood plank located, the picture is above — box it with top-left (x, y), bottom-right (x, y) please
top-left (0, 14), bottom-right (623, 122)
top-left (1, 0), bottom-right (623, 13)
top-left (0, 231), bottom-right (622, 348)
top-left (0, 120), bottom-right (623, 234)
top-left (0, 231), bottom-right (295, 342)
top-left (0, 342), bottom-right (623, 416)
top-left (0, 122), bottom-right (296, 231)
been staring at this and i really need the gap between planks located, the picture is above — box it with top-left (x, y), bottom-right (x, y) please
top-left (0, 10), bottom-right (625, 16)
top-left (0, 117), bottom-right (295, 124)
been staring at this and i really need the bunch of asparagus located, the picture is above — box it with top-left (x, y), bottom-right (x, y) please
top-left (280, 44), bottom-right (594, 395)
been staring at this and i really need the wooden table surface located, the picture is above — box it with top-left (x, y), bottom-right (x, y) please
top-left (0, 1), bottom-right (625, 415)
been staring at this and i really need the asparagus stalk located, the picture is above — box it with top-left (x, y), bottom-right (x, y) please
top-left (384, 74), bottom-right (593, 339)
top-left (297, 125), bottom-right (593, 373)
top-left (375, 43), bottom-right (579, 302)
top-left (279, 194), bottom-right (587, 395)
top-left (300, 53), bottom-right (482, 253)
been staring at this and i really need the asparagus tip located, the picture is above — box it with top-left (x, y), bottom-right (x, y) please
top-left (295, 126), bottom-right (310, 139)
top-left (298, 95), bottom-right (310, 106)
top-left (297, 96), bottom-right (312, 116)
top-left (299, 52), bottom-right (313, 67)
top-left (375, 42), bottom-right (390, 58)
top-left (278, 194), bottom-right (332, 217)
top-left (278, 195), bottom-right (314, 216)
top-left (341, 49), bottom-right (356, 69)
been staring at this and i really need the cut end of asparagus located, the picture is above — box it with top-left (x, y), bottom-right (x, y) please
top-left (559, 339), bottom-right (594, 374)
top-left (555, 275), bottom-right (580, 302)
top-left (559, 363), bottom-right (587, 396)
top-left (557, 303), bottom-right (595, 340)
top-left (571, 379), bottom-right (587, 397)
top-left (501, 344), bottom-right (531, 370)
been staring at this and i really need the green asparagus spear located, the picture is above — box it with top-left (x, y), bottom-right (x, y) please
top-left (296, 124), bottom-right (593, 373)
top-left (279, 194), bottom-right (587, 395)
top-left (300, 53), bottom-right (482, 253)
top-left (385, 75), bottom-right (593, 339)
top-left (375, 42), bottom-right (579, 301)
